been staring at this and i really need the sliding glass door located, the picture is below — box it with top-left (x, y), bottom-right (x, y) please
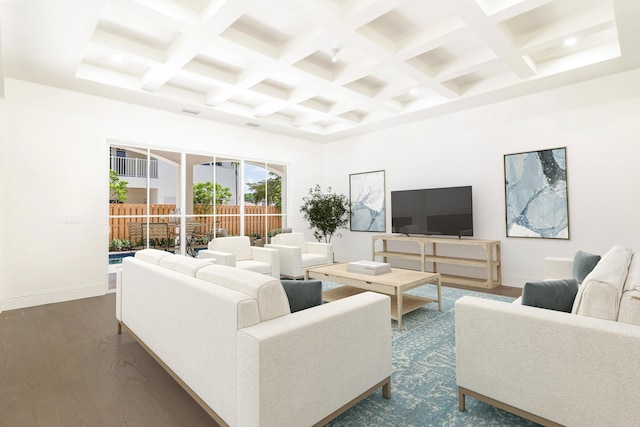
top-left (107, 142), bottom-right (287, 290)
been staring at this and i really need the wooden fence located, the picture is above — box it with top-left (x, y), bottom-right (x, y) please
top-left (109, 204), bottom-right (282, 241)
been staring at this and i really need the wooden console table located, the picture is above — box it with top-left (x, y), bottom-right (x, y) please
top-left (372, 235), bottom-right (501, 289)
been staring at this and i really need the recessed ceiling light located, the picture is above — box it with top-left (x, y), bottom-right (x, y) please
top-left (409, 87), bottom-right (418, 96)
top-left (111, 54), bottom-right (123, 63)
top-left (564, 37), bottom-right (577, 47)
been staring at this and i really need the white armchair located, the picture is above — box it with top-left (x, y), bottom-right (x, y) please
top-left (266, 232), bottom-right (333, 279)
top-left (198, 236), bottom-right (280, 278)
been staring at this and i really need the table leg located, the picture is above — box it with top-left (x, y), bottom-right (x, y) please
top-left (437, 276), bottom-right (442, 311)
top-left (397, 290), bottom-right (403, 330)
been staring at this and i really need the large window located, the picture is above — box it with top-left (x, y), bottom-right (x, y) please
top-left (244, 161), bottom-right (284, 244)
top-left (107, 144), bottom-right (287, 272)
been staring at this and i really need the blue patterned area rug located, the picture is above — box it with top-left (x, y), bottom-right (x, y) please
top-left (323, 283), bottom-right (540, 427)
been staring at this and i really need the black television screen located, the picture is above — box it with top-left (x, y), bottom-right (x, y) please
top-left (391, 186), bottom-right (473, 237)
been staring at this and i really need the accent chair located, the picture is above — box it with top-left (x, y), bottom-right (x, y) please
top-left (266, 232), bottom-right (333, 279)
top-left (198, 235), bottom-right (280, 278)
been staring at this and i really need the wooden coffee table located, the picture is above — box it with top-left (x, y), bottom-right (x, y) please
top-left (305, 263), bottom-right (441, 329)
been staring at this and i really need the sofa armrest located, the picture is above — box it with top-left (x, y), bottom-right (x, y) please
top-left (198, 249), bottom-right (235, 266)
top-left (544, 257), bottom-right (573, 280)
top-left (237, 292), bottom-right (392, 426)
top-left (250, 246), bottom-right (278, 264)
top-left (306, 241), bottom-right (333, 263)
top-left (250, 246), bottom-right (280, 278)
top-left (265, 244), bottom-right (302, 278)
top-left (455, 296), bottom-right (640, 426)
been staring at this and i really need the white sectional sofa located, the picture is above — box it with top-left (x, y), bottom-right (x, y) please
top-left (116, 249), bottom-right (392, 427)
top-left (455, 245), bottom-right (640, 426)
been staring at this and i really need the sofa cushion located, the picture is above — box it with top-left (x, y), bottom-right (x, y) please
top-left (158, 255), bottom-right (213, 277)
top-left (196, 264), bottom-right (291, 321)
top-left (134, 248), bottom-right (172, 265)
top-left (281, 280), bottom-right (323, 312)
top-left (618, 290), bottom-right (640, 325)
top-left (571, 245), bottom-right (633, 321)
top-left (572, 250), bottom-right (601, 284)
top-left (237, 259), bottom-right (272, 275)
top-left (521, 279), bottom-right (578, 312)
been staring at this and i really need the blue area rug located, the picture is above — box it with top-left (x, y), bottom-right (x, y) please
top-left (322, 283), bottom-right (540, 427)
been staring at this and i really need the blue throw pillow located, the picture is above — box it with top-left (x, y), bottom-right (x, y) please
top-left (521, 279), bottom-right (579, 313)
top-left (572, 251), bottom-right (601, 284)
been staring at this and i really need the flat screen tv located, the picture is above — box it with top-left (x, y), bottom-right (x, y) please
top-left (391, 186), bottom-right (473, 237)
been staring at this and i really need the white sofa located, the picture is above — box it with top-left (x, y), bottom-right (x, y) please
top-left (198, 235), bottom-right (280, 278)
top-left (116, 249), bottom-right (391, 427)
top-left (455, 245), bottom-right (640, 426)
top-left (266, 232), bottom-right (333, 279)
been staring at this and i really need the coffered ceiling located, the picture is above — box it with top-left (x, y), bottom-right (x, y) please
top-left (2, 0), bottom-right (640, 142)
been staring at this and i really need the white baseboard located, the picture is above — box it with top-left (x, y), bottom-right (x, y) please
top-left (1, 283), bottom-right (106, 312)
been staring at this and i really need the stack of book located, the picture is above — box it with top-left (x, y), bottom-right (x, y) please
top-left (347, 260), bottom-right (392, 275)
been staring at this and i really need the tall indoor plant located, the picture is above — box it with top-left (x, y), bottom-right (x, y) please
top-left (300, 185), bottom-right (350, 243)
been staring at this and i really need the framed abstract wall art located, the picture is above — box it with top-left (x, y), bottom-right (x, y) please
top-left (349, 170), bottom-right (386, 232)
top-left (504, 147), bottom-right (569, 239)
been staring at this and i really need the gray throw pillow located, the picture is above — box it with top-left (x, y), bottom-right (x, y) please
top-left (281, 280), bottom-right (323, 313)
top-left (521, 279), bottom-right (579, 313)
top-left (572, 251), bottom-right (601, 284)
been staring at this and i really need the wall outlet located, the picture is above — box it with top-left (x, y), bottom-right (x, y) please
top-left (65, 216), bottom-right (81, 224)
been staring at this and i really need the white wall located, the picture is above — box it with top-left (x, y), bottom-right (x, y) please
top-left (0, 96), bottom-right (7, 312)
top-left (324, 68), bottom-right (640, 286)
top-left (0, 79), bottom-right (322, 311)
top-left (2, 67), bottom-right (639, 312)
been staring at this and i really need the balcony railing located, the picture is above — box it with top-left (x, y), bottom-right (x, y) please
top-left (110, 156), bottom-right (158, 179)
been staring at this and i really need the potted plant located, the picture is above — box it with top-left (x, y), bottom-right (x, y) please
top-left (299, 185), bottom-right (350, 243)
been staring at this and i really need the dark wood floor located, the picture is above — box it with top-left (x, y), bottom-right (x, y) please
top-left (0, 294), bottom-right (215, 427)
top-left (0, 283), bottom-right (519, 427)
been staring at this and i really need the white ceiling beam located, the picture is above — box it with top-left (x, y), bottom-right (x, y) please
top-left (108, 0), bottom-right (194, 34)
top-left (76, 62), bottom-right (143, 90)
top-left (487, 0), bottom-right (555, 23)
top-left (253, 101), bottom-right (288, 118)
top-left (141, 0), bottom-right (256, 91)
top-left (130, 0), bottom-right (200, 26)
top-left (447, 0), bottom-right (537, 78)
top-left (396, 19), bottom-right (467, 61)
top-left (91, 28), bottom-right (166, 65)
top-left (342, 0), bottom-right (410, 29)
top-left (519, 21), bottom-right (615, 55)
top-left (515, 6), bottom-right (615, 51)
